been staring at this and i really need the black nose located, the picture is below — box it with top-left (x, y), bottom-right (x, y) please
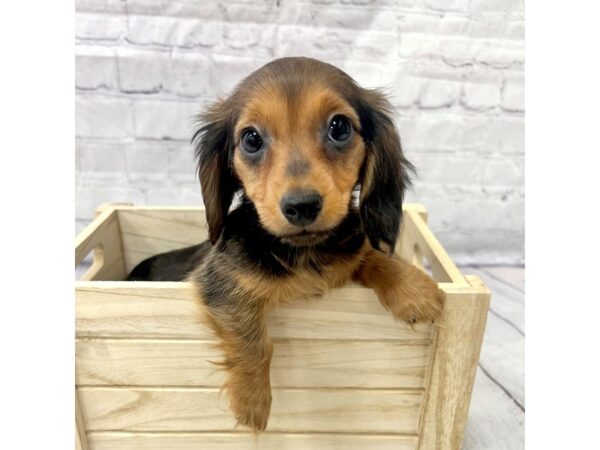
top-left (281, 191), bottom-right (323, 226)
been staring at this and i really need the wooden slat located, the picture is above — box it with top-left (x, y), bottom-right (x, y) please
top-left (418, 276), bottom-right (491, 450)
top-left (116, 204), bottom-right (432, 274)
top-left (87, 431), bottom-right (418, 450)
top-left (76, 391), bottom-right (89, 450)
top-left (400, 210), bottom-right (467, 285)
top-left (117, 208), bottom-right (208, 272)
top-left (75, 208), bottom-right (126, 281)
top-left (75, 282), bottom-right (433, 341)
top-left (79, 387), bottom-right (423, 433)
top-left (76, 339), bottom-right (431, 389)
top-left (397, 204), bottom-right (428, 269)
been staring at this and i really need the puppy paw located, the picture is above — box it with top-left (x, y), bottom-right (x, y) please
top-left (228, 379), bottom-right (272, 432)
top-left (378, 270), bottom-right (444, 324)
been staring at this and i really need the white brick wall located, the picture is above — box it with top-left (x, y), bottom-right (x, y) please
top-left (75, 0), bottom-right (524, 264)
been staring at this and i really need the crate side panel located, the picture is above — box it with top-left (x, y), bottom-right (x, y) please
top-left (117, 209), bottom-right (208, 272)
top-left (79, 387), bottom-right (423, 433)
top-left (76, 284), bottom-right (433, 340)
top-left (87, 432), bottom-right (418, 450)
top-left (418, 278), bottom-right (491, 450)
top-left (76, 210), bottom-right (127, 281)
top-left (76, 339), bottom-right (432, 389)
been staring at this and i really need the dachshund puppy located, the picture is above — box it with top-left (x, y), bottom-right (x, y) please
top-left (128, 57), bottom-right (444, 432)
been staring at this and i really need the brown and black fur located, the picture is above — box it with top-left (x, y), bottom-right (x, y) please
top-left (127, 57), bottom-right (444, 432)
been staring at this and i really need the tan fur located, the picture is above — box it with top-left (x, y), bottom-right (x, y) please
top-left (233, 84), bottom-right (365, 237)
top-left (353, 249), bottom-right (445, 324)
top-left (190, 58), bottom-right (444, 432)
top-left (233, 247), bottom-right (368, 306)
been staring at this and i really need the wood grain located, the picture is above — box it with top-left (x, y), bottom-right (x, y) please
top-left (87, 431), bottom-right (419, 450)
top-left (116, 204), bottom-right (436, 276)
top-left (464, 267), bottom-right (524, 333)
top-left (79, 387), bottom-right (423, 433)
top-left (75, 208), bottom-right (126, 281)
top-left (76, 391), bottom-right (89, 450)
top-left (75, 282), bottom-right (433, 341)
top-left (399, 210), bottom-right (466, 285)
top-left (74, 204), bottom-right (494, 449)
top-left (76, 339), bottom-right (431, 389)
top-left (117, 208), bottom-right (207, 272)
top-left (417, 276), bottom-right (491, 450)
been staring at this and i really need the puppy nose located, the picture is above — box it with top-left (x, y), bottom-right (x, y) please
top-left (281, 190), bottom-right (323, 226)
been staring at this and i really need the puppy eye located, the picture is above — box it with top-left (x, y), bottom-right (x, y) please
top-left (327, 115), bottom-right (352, 144)
top-left (241, 128), bottom-right (264, 153)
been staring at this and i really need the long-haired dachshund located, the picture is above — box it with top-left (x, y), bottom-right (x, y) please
top-left (128, 57), bottom-right (444, 432)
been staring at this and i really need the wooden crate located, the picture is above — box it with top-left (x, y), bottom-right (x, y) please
top-left (75, 203), bottom-right (490, 450)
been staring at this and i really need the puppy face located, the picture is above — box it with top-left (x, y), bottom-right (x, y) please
top-left (195, 57), bottom-right (413, 253)
top-left (232, 83), bottom-right (365, 246)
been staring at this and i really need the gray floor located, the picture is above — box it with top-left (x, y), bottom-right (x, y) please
top-left (461, 266), bottom-right (525, 450)
top-left (75, 263), bottom-right (525, 448)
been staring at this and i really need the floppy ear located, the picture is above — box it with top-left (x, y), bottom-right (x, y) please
top-left (356, 89), bottom-right (414, 255)
top-left (193, 100), bottom-right (240, 244)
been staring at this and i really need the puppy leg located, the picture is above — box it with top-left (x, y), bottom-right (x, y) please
top-left (191, 253), bottom-right (273, 431)
top-left (353, 248), bottom-right (444, 323)
top-left (200, 299), bottom-right (273, 431)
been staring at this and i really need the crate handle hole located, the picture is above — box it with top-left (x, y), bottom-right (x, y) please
top-left (412, 243), bottom-right (433, 277)
top-left (76, 245), bottom-right (105, 281)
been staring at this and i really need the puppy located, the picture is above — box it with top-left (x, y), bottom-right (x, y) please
top-left (128, 57), bottom-right (444, 431)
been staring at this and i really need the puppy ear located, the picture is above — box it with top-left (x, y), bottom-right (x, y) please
top-left (356, 89), bottom-right (414, 255)
top-left (193, 99), bottom-right (239, 244)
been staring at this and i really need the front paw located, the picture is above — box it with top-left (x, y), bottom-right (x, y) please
top-left (227, 377), bottom-right (272, 432)
top-left (378, 270), bottom-right (444, 324)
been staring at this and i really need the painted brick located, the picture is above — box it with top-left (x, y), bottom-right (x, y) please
top-left (220, 2), bottom-right (283, 24)
top-left (126, 15), bottom-right (222, 48)
top-left (116, 48), bottom-right (164, 94)
top-left (75, 96), bottom-right (134, 139)
top-left (163, 52), bottom-right (211, 97)
top-left (407, 153), bottom-right (484, 186)
top-left (501, 74), bottom-right (524, 112)
top-left (398, 15), bottom-right (525, 41)
top-left (275, 26), bottom-right (396, 62)
top-left (424, 0), bottom-right (468, 13)
top-left (168, 145), bottom-right (197, 184)
top-left (145, 186), bottom-right (203, 206)
top-left (75, 0), bottom-right (126, 14)
top-left (75, 45), bottom-right (117, 91)
top-left (418, 79), bottom-right (460, 109)
top-left (220, 23), bottom-right (277, 57)
top-left (396, 114), bottom-right (524, 154)
top-left (416, 195), bottom-right (524, 233)
top-left (74, 0), bottom-right (525, 263)
top-left (389, 76), bottom-right (421, 108)
top-left (399, 33), bottom-right (524, 69)
top-left (296, 6), bottom-right (397, 30)
top-left (210, 55), bottom-right (269, 93)
top-left (125, 142), bottom-right (170, 183)
top-left (75, 12), bottom-right (126, 41)
top-left (482, 157), bottom-right (524, 187)
top-left (461, 72), bottom-right (502, 111)
top-left (133, 100), bottom-right (199, 140)
top-left (76, 141), bottom-right (127, 177)
top-left (124, 0), bottom-right (220, 18)
top-left (470, 0), bottom-right (524, 16)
